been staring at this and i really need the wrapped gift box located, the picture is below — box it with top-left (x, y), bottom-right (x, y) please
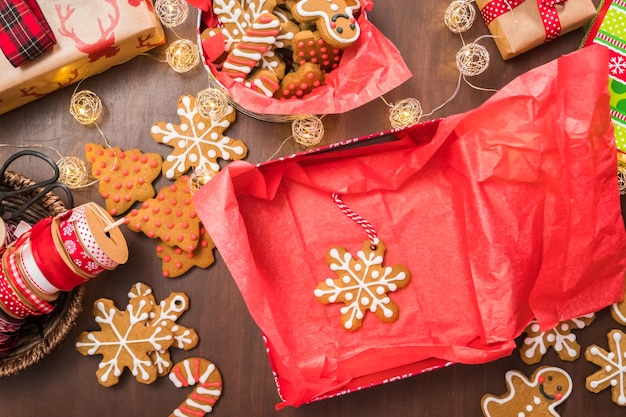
top-left (0, 0), bottom-right (165, 115)
top-left (476, 0), bottom-right (597, 59)
top-left (193, 46), bottom-right (626, 408)
top-left (581, 0), bottom-right (626, 153)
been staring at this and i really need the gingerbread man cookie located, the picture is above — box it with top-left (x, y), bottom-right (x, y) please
top-left (291, 0), bottom-right (361, 48)
top-left (481, 366), bottom-right (572, 417)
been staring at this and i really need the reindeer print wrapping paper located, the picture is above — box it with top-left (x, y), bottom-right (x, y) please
top-left (0, 0), bottom-right (165, 115)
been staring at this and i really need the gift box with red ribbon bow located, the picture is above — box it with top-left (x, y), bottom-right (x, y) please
top-left (0, 0), bottom-right (165, 116)
top-left (475, 0), bottom-right (597, 59)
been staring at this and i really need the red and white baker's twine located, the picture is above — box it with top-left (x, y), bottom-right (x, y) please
top-left (331, 193), bottom-right (379, 248)
top-left (480, 0), bottom-right (564, 41)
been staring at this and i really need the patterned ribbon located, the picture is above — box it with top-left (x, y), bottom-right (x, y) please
top-left (0, 0), bottom-right (55, 67)
top-left (480, 0), bottom-right (566, 41)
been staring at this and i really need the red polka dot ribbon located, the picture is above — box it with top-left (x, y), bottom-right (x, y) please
top-left (480, 0), bottom-right (566, 41)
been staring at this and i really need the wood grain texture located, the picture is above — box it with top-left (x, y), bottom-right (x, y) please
top-left (0, 1), bottom-right (622, 416)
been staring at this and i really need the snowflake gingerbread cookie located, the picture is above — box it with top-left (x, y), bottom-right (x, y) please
top-left (128, 282), bottom-right (199, 376)
top-left (519, 313), bottom-right (596, 364)
top-left (314, 239), bottom-right (411, 331)
top-left (75, 296), bottom-right (174, 387)
top-left (150, 95), bottom-right (247, 179)
top-left (481, 366), bottom-right (573, 417)
top-left (585, 329), bottom-right (626, 406)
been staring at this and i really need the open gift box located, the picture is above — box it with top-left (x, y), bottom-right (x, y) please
top-left (194, 45), bottom-right (626, 408)
top-left (196, 0), bottom-right (412, 121)
top-left (0, 0), bottom-right (165, 116)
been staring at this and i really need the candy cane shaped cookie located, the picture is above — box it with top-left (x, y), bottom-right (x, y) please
top-left (169, 358), bottom-right (223, 417)
top-left (222, 13), bottom-right (281, 82)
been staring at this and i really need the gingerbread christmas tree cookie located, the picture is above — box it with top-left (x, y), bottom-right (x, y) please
top-left (150, 95), bottom-right (247, 179)
top-left (125, 175), bottom-right (201, 253)
top-left (85, 143), bottom-right (162, 216)
top-left (314, 239), bottom-right (411, 331)
top-left (156, 224), bottom-right (216, 278)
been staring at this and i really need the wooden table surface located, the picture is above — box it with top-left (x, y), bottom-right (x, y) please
top-left (0, 1), bottom-right (624, 416)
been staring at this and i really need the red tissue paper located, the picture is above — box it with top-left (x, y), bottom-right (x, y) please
top-left (194, 45), bottom-right (626, 408)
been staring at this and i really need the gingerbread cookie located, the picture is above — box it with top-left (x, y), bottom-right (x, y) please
top-left (519, 313), bottom-right (596, 365)
top-left (610, 285), bottom-right (626, 325)
top-left (291, 0), bottom-right (361, 48)
top-left (314, 239), bottom-right (411, 331)
top-left (276, 62), bottom-right (324, 99)
top-left (168, 357), bottom-right (223, 417)
top-left (212, 0), bottom-right (278, 52)
top-left (585, 329), bottom-right (626, 406)
top-left (246, 69), bottom-right (281, 97)
top-left (128, 282), bottom-right (199, 376)
top-left (150, 95), bottom-right (247, 179)
top-left (75, 296), bottom-right (174, 387)
top-left (156, 225), bottom-right (216, 278)
top-left (481, 366), bottom-right (572, 417)
top-left (222, 13), bottom-right (282, 81)
top-left (125, 175), bottom-right (201, 253)
top-left (292, 29), bottom-right (342, 72)
top-left (85, 144), bottom-right (162, 216)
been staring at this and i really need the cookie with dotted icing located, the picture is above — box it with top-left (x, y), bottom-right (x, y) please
top-left (585, 329), bottom-right (626, 406)
top-left (292, 29), bottom-right (342, 72)
top-left (156, 225), bottom-right (216, 278)
top-left (276, 62), bottom-right (324, 99)
top-left (85, 144), bottom-right (163, 216)
top-left (290, 0), bottom-right (361, 49)
top-left (125, 176), bottom-right (201, 253)
top-left (481, 366), bottom-right (572, 417)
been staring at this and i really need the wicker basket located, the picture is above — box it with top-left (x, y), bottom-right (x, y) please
top-left (0, 170), bottom-right (84, 377)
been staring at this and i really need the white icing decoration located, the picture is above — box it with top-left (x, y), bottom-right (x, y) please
top-left (296, 0), bottom-right (361, 45)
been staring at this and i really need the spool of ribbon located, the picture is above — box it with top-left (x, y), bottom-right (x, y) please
top-left (480, 0), bottom-right (565, 41)
top-left (0, 0), bottom-right (56, 67)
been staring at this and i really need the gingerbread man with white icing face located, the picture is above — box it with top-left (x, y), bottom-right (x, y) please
top-left (481, 366), bottom-right (572, 417)
top-left (292, 0), bottom-right (361, 48)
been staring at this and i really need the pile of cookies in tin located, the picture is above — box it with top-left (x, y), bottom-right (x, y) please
top-left (201, 0), bottom-right (361, 99)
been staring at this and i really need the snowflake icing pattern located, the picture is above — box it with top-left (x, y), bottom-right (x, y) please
top-left (610, 56), bottom-right (626, 75)
top-left (585, 329), bottom-right (626, 406)
top-left (519, 313), bottom-right (596, 364)
top-left (75, 296), bottom-right (174, 387)
top-left (314, 239), bottom-right (411, 331)
top-left (150, 95), bottom-right (247, 179)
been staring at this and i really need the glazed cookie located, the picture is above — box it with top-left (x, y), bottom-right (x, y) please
top-left (222, 13), bottom-right (282, 81)
top-left (128, 282), bottom-right (199, 376)
top-left (125, 176), bottom-right (201, 253)
top-left (585, 329), bottom-right (626, 406)
top-left (314, 239), bottom-right (411, 331)
top-left (75, 296), bottom-right (174, 387)
top-left (276, 62), bottom-right (324, 99)
top-left (481, 366), bottom-right (573, 417)
top-left (291, 0), bottom-right (361, 48)
top-left (150, 95), bottom-right (247, 179)
top-left (246, 68), bottom-right (281, 97)
top-left (519, 313), bottom-right (596, 365)
top-left (292, 29), bottom-right (342, 72)
top-left (84, 144), bottom-right (162, 216)
top-left (610, 285), bottom-right (626, 325)
top-left (212, 0), bottom-right (278, 52)
top-left (168, 357), bottom-right (223, 417)
top-left (156, 225), bottom-right (216, 278)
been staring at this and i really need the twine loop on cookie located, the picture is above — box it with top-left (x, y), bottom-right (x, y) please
top-left (57, 156), bottom-right (89, 189)
top-left (69, 90), bottom-right (103, 125)
top-left (195, 88), bottom-right (229, 121)
top-left (154, 0), bottom-right (189, 28)
top-left (292, 115), bottom-right (324, 147)
top-left (166, 39), bottom-right (200, 73)
top-left (389, 98), bottom-right (423, 128)
top-left (332, 193), bottom-right (379, 249)
top-left (456, 42), bottom-right (490, 76)
top-left (444, 0), bottom-right (477, 33)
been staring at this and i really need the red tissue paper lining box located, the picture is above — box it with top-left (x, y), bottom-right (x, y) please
top-left (197, 0), bottom-right (412, 120)
top-left (193, 45), bottom-right (626, 408)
